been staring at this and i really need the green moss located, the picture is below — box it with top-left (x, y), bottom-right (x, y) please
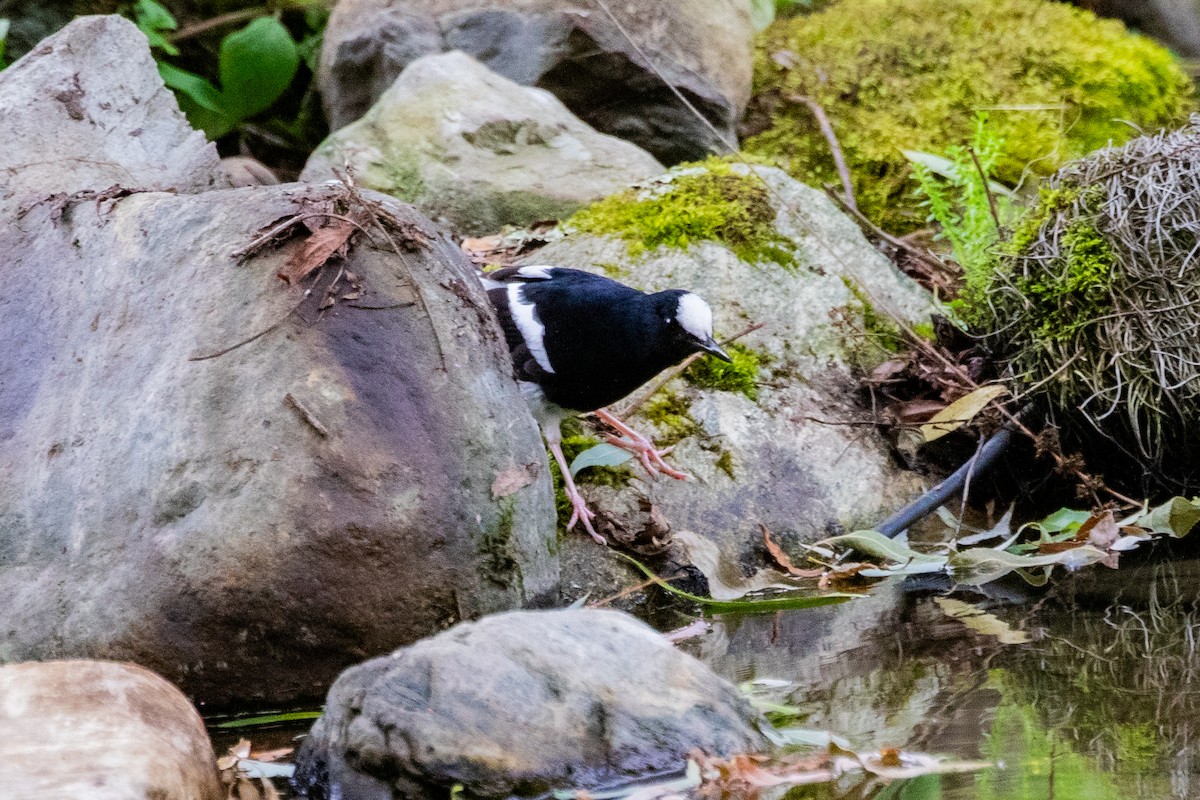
top-left (979, 184), bottom-right (1114, 344)
top-left (911, 320), bottom-right (935, 341)
top-left (714, 449), bottom-right (736, 479)
top-left (841, 277), bottom-right (905, 353)
top-left (558, 418), bottom-right (633, 489)
top-left (640, 391), bottom-right (703, 447)
top-left (478, 497), bottom-right (520, 586)
top-left (747, 0), bottom-right (1194, 232)
top-left (684, 343), bottom-right (764, 400)
top-left (566, 157), bottom-right (796, 267)
top-left (1112, 722), bottom-right (1160, 772)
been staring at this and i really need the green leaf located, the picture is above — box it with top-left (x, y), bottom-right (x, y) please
top-left (158, 62), bottom-right (236, 139)
top-left (615, 552), bottom-right (858, 614)
top-left (134, 0), bottom-right (179, 56)
top-left (212, 709), bottom-right (322, 729)
top-left (569, 443), bottom-right (634, 477)
top-left (0, 19), bottom-right (8, 67)
top-left (1030, 507), bottom-right (1092, 535)
top-left (817, 530), bottom-right (946, 565)
top-left (948, 544), bottom-right (1108, 586)
top-left (219, 17), bottom-right (299, 120)
top-left (1133, 496), bottom-right (1200, 537)
top-left (158, 62), bottom-right (223, 113)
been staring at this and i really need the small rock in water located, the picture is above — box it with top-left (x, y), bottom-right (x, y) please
top-left (292, 608), bottom-right (769, 799)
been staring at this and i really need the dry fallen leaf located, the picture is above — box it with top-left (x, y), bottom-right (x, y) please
top-left (277, 218), bottom-right (356, 285)
top-left (919, 384), bottom-right (1008, 442)
top-left (761, 524), bottom-right (824, 578)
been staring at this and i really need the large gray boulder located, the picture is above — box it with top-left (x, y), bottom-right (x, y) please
top-left (0, 16), bottom-right (557, 706)
top-left (0, 15), bottom-right (220, 206)
top-left (0, 660), bottom-right (223, 800)
top-left (293, 609), bottom-right (769, 800)
top-left (534, 163), bottom-right (931, 571)
top-left (316, 0), bottom-right (754, 165)
top-left (302, 51), bottom-right (663, 236)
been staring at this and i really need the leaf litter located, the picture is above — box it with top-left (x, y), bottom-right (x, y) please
top-left (812, 496), bottom-right (1200, 587)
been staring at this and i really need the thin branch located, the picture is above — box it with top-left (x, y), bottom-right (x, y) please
top-left (791, 94), bottom-right (856, 212)
top-left (967, 146), bottom-right (1002, 232)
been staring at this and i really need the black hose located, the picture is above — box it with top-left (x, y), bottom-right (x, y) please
top-left (876, 413), bottom-right (1025, 539)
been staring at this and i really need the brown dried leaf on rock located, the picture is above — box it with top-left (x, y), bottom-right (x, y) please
top-left (761, 524), bottom-right (823, 578)
top-left (278, 217), bottom-right (357, 285)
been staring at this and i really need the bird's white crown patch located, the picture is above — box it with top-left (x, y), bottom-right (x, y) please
top-left (675, 293), bottom-right (714, 341)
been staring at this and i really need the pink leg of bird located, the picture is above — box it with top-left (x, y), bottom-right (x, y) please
top-left (547, 438), bottom-right (605, 545)
top-left (592, 409), bottom-right (691, 481)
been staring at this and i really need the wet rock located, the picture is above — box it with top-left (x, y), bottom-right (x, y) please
top-left (533, 163), bottom-right (932, 567)
top-left (0, 15), bottom-right (220, 207)
top-left (317, 0), bottom-right (753, 165)
top-left (301, 51), bottom-right (663, 236)
top-left (0, 660), bottom-right (223, 800)
top-left (0, 181), bottom-right (559, 707)
top-left (293, 608), bottom-right (769, 800)
top-left (0, 16), bottom-right (558, 705)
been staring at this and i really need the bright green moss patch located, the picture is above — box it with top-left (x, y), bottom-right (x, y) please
top-left (747, 0), bottom-right (1194, 232)
top-left (640, 392), bottom-right (703, 447)
top-left (684, 344), bottom-right (764, 401)
top-left (566, 157), bottom-right (796, 266)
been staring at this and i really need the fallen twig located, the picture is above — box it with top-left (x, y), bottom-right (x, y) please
top-left (790, 94), bottom-right (856, 212)
top-left (284, 392), bottom-right (330, 438)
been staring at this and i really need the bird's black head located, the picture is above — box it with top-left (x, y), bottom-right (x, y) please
top-left (652, 290), bottom-right (731, 363)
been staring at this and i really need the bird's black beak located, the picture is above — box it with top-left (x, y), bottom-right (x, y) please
top-left (700, 337), bottom-right (732, 362)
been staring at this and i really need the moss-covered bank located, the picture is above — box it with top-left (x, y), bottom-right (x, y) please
top-left (747, 0), bottom-right (1194, 232)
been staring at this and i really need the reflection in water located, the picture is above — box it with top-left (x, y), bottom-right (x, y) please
top-left (684, 560), bottom-right (1200, 799)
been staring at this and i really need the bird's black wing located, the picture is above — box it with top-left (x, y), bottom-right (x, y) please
top-left (487, 285), bottom-right (554, 385)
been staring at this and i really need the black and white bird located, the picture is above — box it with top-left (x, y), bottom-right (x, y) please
top-left (482, 265), bottom-right (730, 543)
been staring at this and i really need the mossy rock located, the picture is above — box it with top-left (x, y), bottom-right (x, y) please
top-left (979, 118), bottom-right (1200, 491)
top-left (745, 0), bottom-right (1194, 232)
top-left (565, 156), bottom-right (796, 268)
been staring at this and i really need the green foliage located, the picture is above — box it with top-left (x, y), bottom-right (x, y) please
top-left (908, 114), bottom-right (1015, 321)
top-left (0, 19), bottom-right (9, 69)
top-left (684, 344), bottom-right (763, 401)
top-left (566, 158), bottom-right (796, 267)
top-left (133, 0), bottom-right (179, 55)
top-left (159, 16), bottom-right (300, 140)
top-left (748, 0), bottom-right (1195, 232)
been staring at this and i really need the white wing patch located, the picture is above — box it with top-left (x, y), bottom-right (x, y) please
top-left (675, 293), bottom-right (714, 341)
top-left (516, 265), bottom-right (555, 280)
top-left (508, 283), bottom-right (556, 374)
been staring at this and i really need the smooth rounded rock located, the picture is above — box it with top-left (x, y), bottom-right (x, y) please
top-left (293, 608), bottom-right (769, 799)
top-left (0, 660), bottom-right (223, 800)
top-left (302, 51), bottom-right (663, 236)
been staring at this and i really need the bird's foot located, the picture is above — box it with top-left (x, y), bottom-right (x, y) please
top-left (564, 485), bottom-right (604, 544)
top-left (593, 409), bottom-right (691, 481)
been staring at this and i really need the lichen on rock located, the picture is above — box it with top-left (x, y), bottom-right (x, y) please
top-left (746, 0), bottom-right (1194, 231)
